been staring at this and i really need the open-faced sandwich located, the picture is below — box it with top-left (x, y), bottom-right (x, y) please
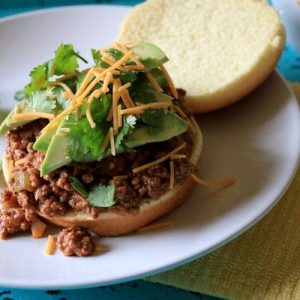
top-left (0, 41), bottom-right (202, 256)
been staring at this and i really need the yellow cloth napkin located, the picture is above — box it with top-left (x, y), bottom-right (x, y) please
top-left (148, 83), bottom-right (300, 300)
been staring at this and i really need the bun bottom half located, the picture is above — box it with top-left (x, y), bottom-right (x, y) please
top-left (3, 118), bottom-right (202, 236)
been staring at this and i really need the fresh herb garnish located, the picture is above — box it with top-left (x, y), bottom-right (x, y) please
top-left (70, 176), bottom-right (89, 197)
top-left (14, 90), bottom-right (26, 102)
top-left (26, 89), bottom-right (57, 113)
top-left (88, 184), bottom-right (115, 207)
top-left (141, 109), bottom-right (166, 135)
top-left (115, 115), bottom-right (137, 151)
top-left (25, 63), bottom-right (49, 95)
top-left (49, 44), bottom-right (80, 76)
top-left (91, 48), bottom-right (109, 68)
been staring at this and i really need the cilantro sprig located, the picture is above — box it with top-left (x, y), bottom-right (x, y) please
top-left (25, 44), bottom-right (86, 96)
top-left (88, 184), bottom-right (116, 207)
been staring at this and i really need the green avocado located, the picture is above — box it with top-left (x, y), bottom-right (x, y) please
top-left (129, 41), bottom-right (168, 70)
top-left (0, 101), bottom-right (34, 135)
top-left (33, 124), bottom-right (58, 152)
top-left (40, 122), bottom-right (71, 176)
top-left (126, 111), bottom-right (189, 148)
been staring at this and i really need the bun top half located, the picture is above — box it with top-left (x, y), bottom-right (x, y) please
top-left (118, 0), bottom-right (285, 113)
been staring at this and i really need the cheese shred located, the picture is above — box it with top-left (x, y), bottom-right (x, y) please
top-left (44, 235), bottom-right (57, 255)
top-left (119, 89), bottom-right (135, 108)
top-left (138, 221), bottom-right (174, 233)
top-left (112, 79), bottom-right (121, 134)
top-left (102, 129), bottom-right (111, 152)
top-left (132, 142), bottom-right (186, 173)
top-left (159, 63), bottom-right (178, 99)
top-left (170, 154), bottom-right (186, 160)
top-left (191, 174), bottom-right (237, 190)
top-left (12, 112), bottom-right (55, 122)
top-left (169, 161), bottom-right (175, 190)
top-left (117, 104), bottom-right (122, 128)
top-left (109, 127), bottom-right (116, 156)
top-left (145, 71), bottom-right (163, 93)
top-left (121, 102), bottom-right (170, 115)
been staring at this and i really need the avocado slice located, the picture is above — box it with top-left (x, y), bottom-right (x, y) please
top-left (33, 124), bottom-right (58, 152)
top-left (129, 41), bottom-right (168, 70)
top-left (126, 111), bottom-right (189, 148)
top-left (40, 122), bottom-right (72, 176)
top-left (0, 101), bottom-right (35, 134)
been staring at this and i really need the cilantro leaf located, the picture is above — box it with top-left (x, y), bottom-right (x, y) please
top-left (26, 89), bottom-right (57, 113)
top-left (141, 109), bottom-right (166, 135)
top-left (88, 184), bottom-right (115, 207)
top-left (67, 113), bottom-right (109, 161)
top-left (52, 87), bottom-right (69, 111)
top-left (14, 90), bottom-right (26, 102)
top-left (49, 44), bottom-right (79, 76)
top-left (70, 176), bottom-right (88, 197)
top-left (25, 63), bottom-right (49, 95)
top-left (115, 115), bottom-right (137, 151)
top-left (76, 71), bottom-right (87, 91)
top-left (151, 68), bottom-right (168, 87)
top-left (91, 49), bottom-right (109, 68)
top-left (106, 48), bottom-right (123, 60)
top-left (117, 71), bottom-right (137, 84)
top-left (90, 93), bottom-right (112, 124)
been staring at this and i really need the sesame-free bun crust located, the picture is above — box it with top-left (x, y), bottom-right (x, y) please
top-left (3, 118), bottom-right (202, 236)
top-left (118, 0), bottom-right (285, 113)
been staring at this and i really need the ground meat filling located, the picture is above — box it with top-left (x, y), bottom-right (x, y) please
top-left (1, 91), bottom-right (195, 228)
top-left (0, 208), bottom-right (30, 239)
top-left (57, 226), bottom-right (95, 256)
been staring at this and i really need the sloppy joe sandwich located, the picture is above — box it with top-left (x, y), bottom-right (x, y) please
top-left (0, 41), bottom-right (202, 256)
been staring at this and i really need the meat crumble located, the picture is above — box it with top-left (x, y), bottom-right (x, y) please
top-left (57, 226), bottom-right (95, 257)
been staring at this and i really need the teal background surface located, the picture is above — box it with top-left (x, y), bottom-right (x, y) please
top-left (0, 1), bottom-right (299, 299)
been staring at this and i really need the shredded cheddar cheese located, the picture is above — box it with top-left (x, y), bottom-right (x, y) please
top-left (106, 106), bottom-right (113, 121)
top-left (75, 67), bottom-right (95, 97)
top-left (102, 71), bottom-right (113, 93)
top-left (138, 221), bottom-right (174, 233)
top-left (86, 89), bottom-right (103, 128)
top-left (95, 245), bottom-right (110, 254)
top-left (169, 160), bottom-right (175, 190)
top-left (113, 175), bottom-right (128, 180)
top-left (172, 104), bottom-right (188, 120)
top-left (117, 104), bottom-right (122, 128)
top-left (44, 235), bottom-right (57, 255)
top-left (119, 89), bottom-right (135, 108)
top-left (41, 104), bottom-right (79, 133)
top-left (132, 142), bottom-right (186, 173)
top-left (31, 218), bottom-right (47, 239)
top-left (121, 102), bottom-right (170, 115)
top-left (12, 112), bottom-right (54, 122)
top-left (118, 82), bottom-right (132, 93)
top-left (102, 128), bottom-right (111, 152)
top-left (50, 81), bottom-right (75, 100)
top-left (191, 174), bottom-right (237, 190)
top-left (159, 63), bottom-right (178, 99)
top-left (145, 71), bottom-right (163, 93)
top-left (170, 154), bottom-right (186, 160)
top-left (112, 79), bottom-right (121, 134)
top-left (109, 127), bottom-right (116, 156)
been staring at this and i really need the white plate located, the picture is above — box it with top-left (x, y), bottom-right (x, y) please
top-left (0, 5), bottom-right (299, 290)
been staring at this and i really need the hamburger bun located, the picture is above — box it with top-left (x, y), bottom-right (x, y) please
top-left (118, 0), bottom-right (285, 113)
top-left (3, 117), bottom-right (203, 236)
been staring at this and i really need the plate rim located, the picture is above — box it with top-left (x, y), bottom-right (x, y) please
top-left (0, 5), bottom-right (300, 290)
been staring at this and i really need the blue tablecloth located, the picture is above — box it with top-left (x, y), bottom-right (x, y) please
top-left (0, 1), bottom-right (299, 299)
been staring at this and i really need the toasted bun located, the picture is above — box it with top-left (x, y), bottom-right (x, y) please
top-left (3, 118), bottom-right (202, 236)
top-left (118, 0), bottom-right (285, 113)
